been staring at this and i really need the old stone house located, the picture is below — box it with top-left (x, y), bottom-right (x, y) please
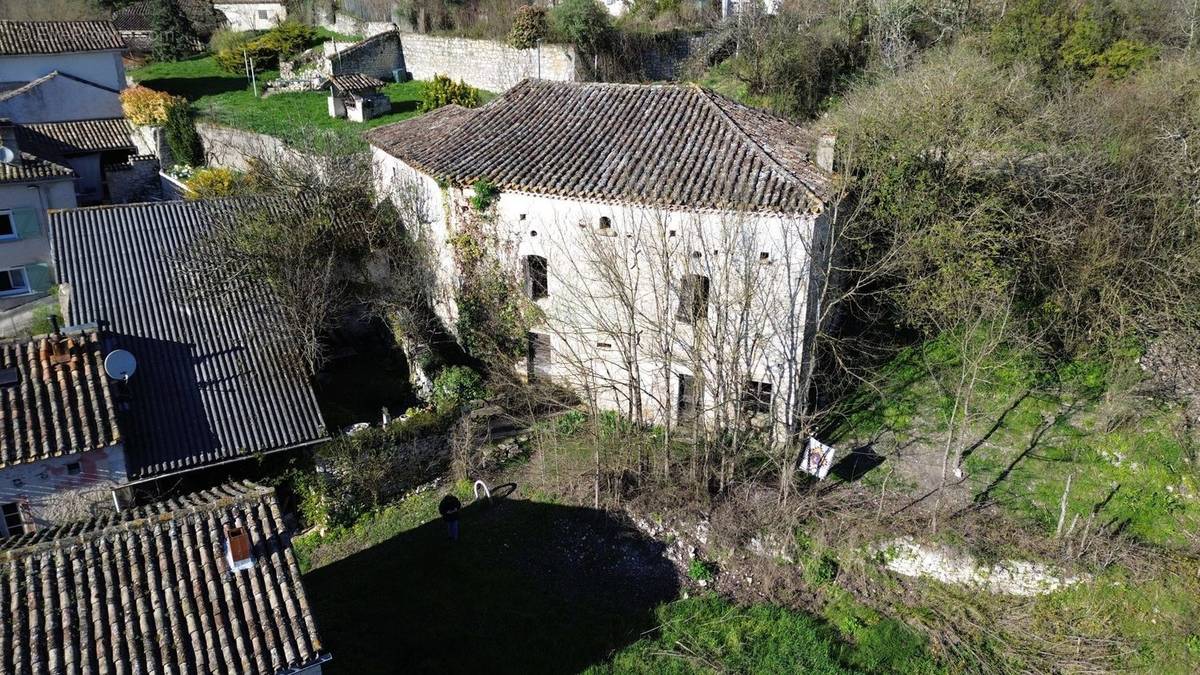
top-left (0, 481), bottom-right (329, 673)
top-left (112, 0), bottom-right (222, 54)
top-left (0, 328), bottom-right (124, 536)
top-left (367, 79), bottom-right (834, 430)
top-left (215, 0), bottom-right (288, 31)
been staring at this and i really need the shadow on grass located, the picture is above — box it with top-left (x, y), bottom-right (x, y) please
top-left (304, 498), bottom-right (680, 674)
top-left (141, 75), bottom-right (250, 100)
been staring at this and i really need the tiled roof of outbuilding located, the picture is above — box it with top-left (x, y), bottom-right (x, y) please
top-left (0, 21), bottom-right (126, 56)
top-left (0, 330), bottom-right (122, 469)
top-left (0, 481), bottom-right (327, 674)
top-left (365, 78), bottom-right (832, 213)
top-left (51, 199), bottom-right (329, 479)
top-left (18, 118), bottom-right (136, 156)
top-left (0, 151), bottom-right (75, 184)
top-left (323, 72), bottom-right (386, 93)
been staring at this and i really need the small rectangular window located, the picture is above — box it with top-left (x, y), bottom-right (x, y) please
top-left (66, 461), bottom-right (82, 475)
top-left (0, 212), bottom-right (15, 240)
top-left (0, 268), bottom-right (29, 296)
top-left (527, 332), bottom-right (552, 380)
top-left (1, 502), bottom-right (29, 537)
top-left (742, 380), bottom-right (773, 415)
top-left (524, 255), bottom-right (548, 300)
top-left (676, 274), bottom-right (710, 324)
top-left (677, 373), bottom-right (699, 418)
top-left (257, 9), bottom-right (269, 19)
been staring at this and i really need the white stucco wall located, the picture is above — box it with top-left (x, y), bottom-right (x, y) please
top-left (0, 445), bottom-right (127, 531)
top-left (216, 2), bottom-right (288, 31)
top-left (0, 72), bottom-right (122, 124)
top-left (0, 51), bottom-right (126, 93)
top-left (0, 179), bottom-right (74, 312)
top-left (374, 149), bottom-right (823, 428)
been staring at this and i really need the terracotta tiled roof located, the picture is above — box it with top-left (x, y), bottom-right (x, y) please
top-left (0, 481), bottom-right (327, 674)
top-left (365, 79), bottom-right (832, 213)
top-left (323, 73), bottom-right (386, 93)
top-left (18, 118), bottom-right (135, 156)
top-left (0, 330), bottom-right (121, 470)
top-left (0, 151), bottom-right (75, 184)
top-left (0, 21), bottom-right (126, 56)
top-left (51, 199), bottom-right (329, 479)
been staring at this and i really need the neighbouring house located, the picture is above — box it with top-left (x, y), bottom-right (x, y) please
top-left (215, 0), bottom-right (288, 31)
top-left (0, 119), bottom-right (76, 326)
top-left (112, 0), bottom-right (223, 54)
top-left (0, 328), bottom-right (125, 535)
top-left (0, 21), bottom-right (127, 94)
top-left (16, 117), bottom-right (137, 205)
top-left (52, 199), bottom-right (329, 483)
top-left (367, 79), bottom-right (834, 430)
top-left (323, 73), bottom-right (390, 122)
top-left (0, 70), bottom-right (123, 123)
top-left (0, 481), bottom-right (330, 673)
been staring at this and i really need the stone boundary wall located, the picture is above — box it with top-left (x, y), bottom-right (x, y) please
top-left (106, 155), bottom-right (163, 204)
top-left (401, 33), bottom-right (578, 92)
top-left (196, 123), bottom-right (299, 172)
top-left (326, 13), bottom-right (396, 38)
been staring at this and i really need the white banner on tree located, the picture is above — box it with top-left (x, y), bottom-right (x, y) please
top-left (801, 437), bottom-right (838, 480)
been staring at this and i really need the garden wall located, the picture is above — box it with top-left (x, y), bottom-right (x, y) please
top-left (401, 34), bottom-right (578, 92)
top-left (196, 123), bottom-right (299, 171)
top-left (106, 155), bottom-right (163, 204)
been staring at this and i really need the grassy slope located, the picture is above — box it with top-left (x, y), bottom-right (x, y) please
top-left (129, 54), bottom-right (428, 138)
top-left (831, 336), bottom-right (1200, 671)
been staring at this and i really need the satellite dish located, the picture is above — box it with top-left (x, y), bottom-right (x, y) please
top-left (104, 349), bottom-right (138, 381)
top-left (0, 146), bottom-right (14, 164)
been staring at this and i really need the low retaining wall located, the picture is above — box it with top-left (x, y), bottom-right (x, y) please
top-left (401, 33), bottom-right (578, 92)
top-left (106, 155), bottom-right (163, 203)
top-left (196, 123), bottom-right (298, 171)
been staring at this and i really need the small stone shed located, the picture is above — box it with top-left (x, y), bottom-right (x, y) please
top-left (322, 73), bottom-right (391, 122)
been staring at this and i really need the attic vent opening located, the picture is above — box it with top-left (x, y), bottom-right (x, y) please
top-left (225, 526), bottom-right (254, 571)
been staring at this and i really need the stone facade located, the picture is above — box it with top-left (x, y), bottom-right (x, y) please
top-left (0, 446), bottom-right (127, 533)
top-left (401, 34), bottom-right (578, 92)
top-left (214, 1), bottom-right (287, 31)
top-left (329, 31), bottom-right (407, 82)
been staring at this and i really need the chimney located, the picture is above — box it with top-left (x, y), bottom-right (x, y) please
top-left (225, 525), bottom-right (254, 570)
top-left (0, 119), bottom-right (19, 164)
top-left (816, 133), bottom-right (836, 173)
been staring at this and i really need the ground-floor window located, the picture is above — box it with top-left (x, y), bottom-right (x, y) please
top-left (677, 373), bottom-right (699, 419)
top-left (742, 380), bottom-right (773, 415)
top-left (528, 332), bottom-right (552, 380)
top-left (0, 267), bottom-right (29, 297)
top-left (0, 501), bottom-right (31, 537)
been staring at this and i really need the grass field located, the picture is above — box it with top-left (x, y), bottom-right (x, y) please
top-left (130, 54), bottom-right (428, 138)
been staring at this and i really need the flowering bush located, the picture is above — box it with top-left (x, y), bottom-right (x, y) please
top-left (185, 167), bottom-right (243, 200)
top-left (120, 86), bottom-right (178, 126)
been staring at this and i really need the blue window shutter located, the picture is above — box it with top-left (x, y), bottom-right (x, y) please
top-left (11, 209), bottom-right (40, 239)
top-left (25, 263), bottom-right (52, 293)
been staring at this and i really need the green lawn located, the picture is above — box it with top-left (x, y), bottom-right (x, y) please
top-left (130, 54), bottom-right (428, 138)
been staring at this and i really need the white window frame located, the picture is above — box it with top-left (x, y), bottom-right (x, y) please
top-left (0, 211), bottom-right (17, 242)
top-left (0, 267), bottom-right (30, 297)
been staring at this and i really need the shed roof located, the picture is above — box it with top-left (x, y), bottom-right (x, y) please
top-left (0, 330), bottom-right (122, 469)
top-left (17, 118), bottom-right (135, 156)
top-left (0, 150), bottom-right (75, 184)
top-left (322, 73), bottom-right (386, 93)
top-left (51, 199), bottom-right (329, 479)
top-left (365, 79), bottom-right (832, 213)
top-left (0, 21), bottom-right (126, 56)
top-left (0, 481), bottom-right (327, 674)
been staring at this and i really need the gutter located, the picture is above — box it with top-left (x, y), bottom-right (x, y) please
top-left (117, 436), bottom-right (331, 490)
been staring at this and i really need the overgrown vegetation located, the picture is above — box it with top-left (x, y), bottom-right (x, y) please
top-left (419, 73), bottom-right (483, 112)
top-left (214, 21), bottom-right (319, 72)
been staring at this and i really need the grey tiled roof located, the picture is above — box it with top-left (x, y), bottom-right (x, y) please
top-left (0, 21), bottom-right (126, 56)
top-left (323, 73), bottom-right (386, 93)
top-left (51, 199), bottom-right (329, 479)
top-left (18, 118), bottom-right (135, 156)
top-left (365, 79), bottom-right (832, 213)
top-left (0, 150), bottom-right (75, 184)
top-left (0, 330), bottom-right (122, 470)
top-left (0, 481), bottom-right (327, 674)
